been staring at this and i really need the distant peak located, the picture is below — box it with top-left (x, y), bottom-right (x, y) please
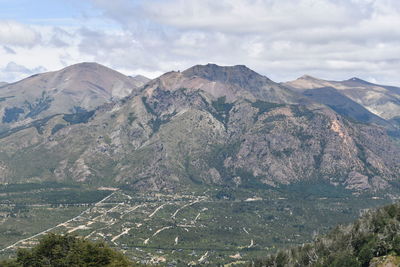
top-left (345, 77), bottom-right (373, 85)
top-left (348, 77), bottom-right (364, 82)
top-left (298, 75), bottom-right (320, 81)
top-left (58, 62), bottom-right (124, 76)
top-left (59, 62), bottom-right (117, 74)
top-left (131, 74), bottom-right (151, 84)
top-left (187, 63), bottom-right (252, 71)
top-left (67, 62), bottom-right (104, 69)
top-left (133, 74), bottom-right (150, 80)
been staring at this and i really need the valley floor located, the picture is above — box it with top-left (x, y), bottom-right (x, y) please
top-left (0, 184), bottom-right (395, 265)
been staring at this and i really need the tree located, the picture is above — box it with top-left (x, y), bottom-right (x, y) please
top-left (0, 233), bottom-right (144, 267)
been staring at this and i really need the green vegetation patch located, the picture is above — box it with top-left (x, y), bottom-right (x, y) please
top-left (0, 96), bottom-right (15, 102)
top-left (24, 92), bottom-right (53, 119)
top-left (51, 123), bottom-right (66, 134)
top-left (251, 100), bottom-right (284, 122)
top-left (0, 233), bottom-right (141, 267)
top-left (0, 182), bottom-right (79, 194)
top-left (127, 112), bottom-right (137, 125)
top-left (206, 141), bottom-right (241, 182)
top-left (63, 110), bottom-right (95, 124)
top-left (290, 105), bottom-right (315, 119)
top-left (2, 107), bottom-right (24, 123)
top-left (210, 96), bottom-right (234, 127)
top-left (263, 114), bottom-right (286, 123)
top-left (38, 189), bottom-right (112, 205)
top-left (141, 96), bottom-right (156, 116)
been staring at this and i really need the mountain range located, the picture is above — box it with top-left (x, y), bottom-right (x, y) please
top-left (0, 63), bottom-right (399, 193)
top-left (284, 75), bottom-right (400, 130)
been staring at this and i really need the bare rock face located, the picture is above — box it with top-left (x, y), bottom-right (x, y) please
top-left (207, 168), bottom-right (222, 184)
top-left (345, 171), bottom-right (371, 190)
top-left (0, 63), bottom-right (399, 193)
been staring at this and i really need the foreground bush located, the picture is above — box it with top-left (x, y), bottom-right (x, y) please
top-left (0, 233), bottom-right (144, 267)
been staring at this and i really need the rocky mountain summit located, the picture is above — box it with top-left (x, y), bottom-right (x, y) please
top-left (0, 64), bottom-right (399, 193)
top-left (0, 62), bottom-right (146, 132)
top-left (145, 64), bottom-right (304, 103)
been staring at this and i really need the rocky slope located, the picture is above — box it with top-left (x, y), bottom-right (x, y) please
top-left (284, 76), bottom-right (400, 125)
top-left (0, 62), bottom-right (147, 132)
top-left (0, 64), bottom-right (399, 193)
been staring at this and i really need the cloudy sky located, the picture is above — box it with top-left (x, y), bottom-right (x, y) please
top-left (1, 0), bottom-right (400, 85)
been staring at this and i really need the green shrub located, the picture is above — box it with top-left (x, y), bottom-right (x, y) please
top-left (0, 233), bottom-right (144, 267)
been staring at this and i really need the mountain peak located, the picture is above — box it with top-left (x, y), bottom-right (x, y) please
top-left (184, 63), bottom-right (255, 75)
top-left (62, 62), bottom-right (110, 72)
top-left (145, 63), bottom-right (298, 104)
top-left (298, 74), bottom-right (320, 81)
top-left (132, 74), bottom-right (150, 80)
top-left (345, 77), bottom-right (371, 84)
top-left (130, 75), bottom-right (151, 88)
top-left (0, 62), bottom-right (141, 127)
top-left (182, 63), bottom-right (271, 85)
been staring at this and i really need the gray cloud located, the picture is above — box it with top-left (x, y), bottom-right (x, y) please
top-left (144, 0), bottom-right (365, 33)
top-left (0, 62), bottom-right (47, 82)
top-left (3, 46), bottom-right (16, 54)
top-left (49, 27), bottom-right (74, 48)
top-left (80, 0), bottom-right (400, 85)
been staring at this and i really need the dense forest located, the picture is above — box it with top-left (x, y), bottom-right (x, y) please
top-left (0, 234), bottom-right (146, 267)
top-left (251, 203), bottom-right (400, 267)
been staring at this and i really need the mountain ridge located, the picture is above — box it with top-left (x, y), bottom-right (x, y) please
top-left (284, 75), bottom-right (400, 121)
top-left (144, 63), bottom-right (308, 105)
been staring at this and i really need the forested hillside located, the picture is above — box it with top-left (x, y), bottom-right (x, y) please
top-left (252, 203), bottom-right (400, 267)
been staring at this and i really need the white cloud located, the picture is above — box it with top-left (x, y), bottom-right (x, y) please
top-left (0, 20), bottom-right (41, 47)
top-left (2, 0), bottom-right (400, 86)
